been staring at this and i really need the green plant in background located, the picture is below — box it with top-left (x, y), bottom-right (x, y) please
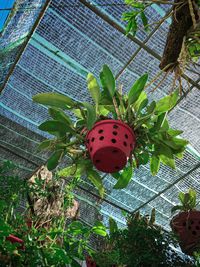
top-left (171, 189), bottom-right (197, 214)
top-left (122, 0), bottom-right (148, 36)
top-left (33, 64), bottom-right (188, 195)
top-left (93, 210), bottom-right (194, 267)
top-left (0, 161), bottom-right (107, 267)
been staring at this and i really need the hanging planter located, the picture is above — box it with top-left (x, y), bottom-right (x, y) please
top-left (171, 210), bottom-right (200, 255)
top-left (170, 189), bottom-right (200, 255)
top-left (33, 64), bottom-right (188, 196)
top-left (86, 119), bottom-right (136, 173)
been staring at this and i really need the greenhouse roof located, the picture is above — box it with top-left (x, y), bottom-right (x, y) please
top-left (0, 0), bottom-right (200, 231)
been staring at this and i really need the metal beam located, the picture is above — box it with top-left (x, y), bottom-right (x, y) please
top-left (0, 0), bottom-right (52, 93)
top-left (79, 0), bottom-right (200, 91)
top-left (131, 162), bottom-right (200, 213)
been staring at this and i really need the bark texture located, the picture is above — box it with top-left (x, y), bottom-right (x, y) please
top-left (159, 0), bottom-right (199, 71)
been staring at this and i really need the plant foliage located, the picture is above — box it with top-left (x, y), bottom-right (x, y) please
top-left (33, 64), bottom-right (188, 195)
top-left (93, 210), bottom-right (194, 267)
top-left (0, 161), bottom-right (106, 267)
top-left (171, 188), bottom-right (197, 214)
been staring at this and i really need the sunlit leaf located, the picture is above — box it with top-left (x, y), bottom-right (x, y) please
top-left (100, 65), bottom-right (116, 98)
top-left (128, 74), bottom-right (148, 105)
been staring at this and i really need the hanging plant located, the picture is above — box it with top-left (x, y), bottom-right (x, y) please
top-left (33, 64), bottom-right (188, 196)
top-left (122, 0), bottom-right (200, 93)
top-left (171, 188), bottom-right (200, 255)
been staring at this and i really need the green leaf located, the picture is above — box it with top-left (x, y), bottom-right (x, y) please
top-left (156, 144), bottom-right (176, 169)
top-left (171, 205), bottom-right (184, 214)
top-left (37, 139), bottom-right (52, 151)
top-left (167, 129), bottom-right (183, 137)
top-left (33, 92), bottom-right (76, 109)
top-left (153, 113), bottom-right (167, 132)
top-left (109, 217), bottom-right (118, 235)
top-left (178, 192), bottom-right (185, 205)
top-left (87, 73), bottom-right (101, 106)
top-left (140, 11), bottom-right (148, 31)
top-left (128, 74), bottom-right (148, 106)
top-left (47, 150), bottom-right (64, 170)
top-left (100, 65), bottom-right (116, 98)
top-left (38, 120), bottom-right (75, 136)
top-left (48, 107), bottom-right (71, 125)
top-left (113, 165), bottom-right (133, 189)
top-left (162, 137), bottom-right (188, 150)
top-left (155, 90), bottom-right (179, 114)
top-left (133, 90), bottom-right (147, 111)
top-left (83, 102), bottom-right (96, 130)
top-left (92, 221), bottom-right (107, 237)
top-left (57, 165), bottom-right (76, 177)
top-left (87, 169), bottom-right (105, 197)
top-left (150, 155), bottom-right (160, 176)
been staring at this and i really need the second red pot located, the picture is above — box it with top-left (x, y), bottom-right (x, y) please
top-left (86, 119), bottom-right (136, 173)
top-left (170, 210), bottom-right (200, 255)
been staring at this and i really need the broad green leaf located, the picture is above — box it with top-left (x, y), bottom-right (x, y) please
top-left (167, 129), bottom-right (183, 137)
top-left (156, 144), bottom-right (176, 169)
top-left (133, 91), bottom-right (148, 113)
top-left (33, 92), bottom-right (76, 109)
top-left (73, 109), bottom-right (84, 118)
top-left (37, 139), bottom-right (53, 151)
top-left (83, 102), bottom-right (96, 130)
top-left (137, 152), bottom-right (149, 165)
top-left (47, 150), bottom-right (64, 170)
top-left (153, 113), bottom-right (167, 132)
top-left (155, 90), bottom-right (179, 114)
top-left (150, 155), bottom-right (160, 176)
top-left (113, 165), bottom-right (133, 189)
top-left (100, 65), bottom-right (116, 98)
top-left (109, 217), bottom-right (118, 235)
top-left (178, 192), bottom-right (185, 205)
top-left (87, 169), bottom-right (104, 197)
top-left (38, 120), bottom-right (75, 135)
top-left (162, 137), bottom-right (188, 150)
top-left (98, 105), bottom-right (110, 116)
top-left (87, 73), bottom-right (101, 105)
top-left (128, 74), bottom-right (148, 105)
top-left (48, 107), bottom-right (71, 125)
top-left (57, 165), bottom-right (76, 177)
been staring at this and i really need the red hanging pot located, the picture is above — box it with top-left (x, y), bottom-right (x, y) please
top-left (170, 210), bottom-right (200, 255)
top-left (6, 234), bottom-right (25, 250)
top-left (86, 256), bottom-right (97, 267)
top-left (86, 120), bottom-right (136, 173)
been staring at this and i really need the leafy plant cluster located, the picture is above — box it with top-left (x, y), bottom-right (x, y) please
top-left (33, 64), bottom-right (188, 195)
top-left (171, 188), bottom-right (197, 214)
top-left (0, 161), bottom-right (107, 267)
top-left (93, 210), bottom-right (194, 267)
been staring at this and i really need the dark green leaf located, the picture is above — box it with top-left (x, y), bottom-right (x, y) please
top-left (100, 65), bottom-right (116, 98)
top-left (128, 74), bottom-right (148, 105)
top-left (113, 165), bottom-right (133, 189)
top-left (83, 102), bottom-right (96, 130)
top-left (37, 139), bottom-right (52, 151)
top-left (33, 92), bottom-right (76, 109)
top-left (47, 150), bottom-right (64, 170)
top-left (150, 155), bottom-right (160, 176)
top-left (171, 205), bottom-right (184, 214)
top-left (48, 107), bottom-right (71, 125)
top-left (140, 11), bottom-right (148, 31)
top-left (156, 144), bottom-right (176, 169)
top-left (109, 217), bottom-right (118, 235)
top-left (38, 120), bottom-right (75, 136)
top-left (155, 90), bottom-right (179, 114)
